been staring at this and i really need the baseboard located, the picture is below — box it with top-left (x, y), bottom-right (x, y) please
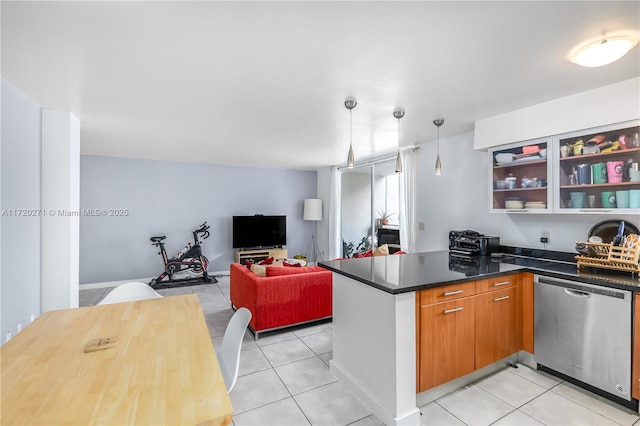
top-left (80, 270), bottom-right (230, 289)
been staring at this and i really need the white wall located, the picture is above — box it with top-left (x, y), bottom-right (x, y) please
top-left (1, 78), bottom-right (42, 343)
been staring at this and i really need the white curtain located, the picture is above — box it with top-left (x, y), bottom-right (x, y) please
top-left (328, 166), bottom-right (342, 259)
top-left (399, 149), bottom-right (416, 253)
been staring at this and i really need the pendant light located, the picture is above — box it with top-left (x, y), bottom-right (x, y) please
top-left (345, 97), bottom-right (357, 168)
top-left (393, 108), bottom-right (405, 173)
top-left (434, 119), bottom-right (444, 175)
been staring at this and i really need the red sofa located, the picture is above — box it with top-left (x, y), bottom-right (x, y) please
top-left (229, 263), bottom-right (332, 338)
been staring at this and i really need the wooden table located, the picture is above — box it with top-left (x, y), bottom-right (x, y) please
top-left (1, 294), bottom-right (232, 425)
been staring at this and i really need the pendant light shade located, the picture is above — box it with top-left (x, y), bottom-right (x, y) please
top-left (433, 119), bottom-right (444, 176)
top-left (393, 109), bottom-right (405, 173)
top-left (345, 97), bottom-right (357, 168)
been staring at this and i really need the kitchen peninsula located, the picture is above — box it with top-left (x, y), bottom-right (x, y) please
top-left (320, 251), bottom-right (640, 426)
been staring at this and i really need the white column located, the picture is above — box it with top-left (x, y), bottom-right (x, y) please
top-left (41, 110), bottom-right (80, 311)
top-left (330, 273), bottom-right (420, 426)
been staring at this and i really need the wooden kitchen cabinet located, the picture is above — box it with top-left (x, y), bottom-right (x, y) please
top-left (418, 296), bottom-right (476, 391)
top-left (417, 273), bottom-right (527, 392)
top-left (475, 286), bottom-right (518, 369)
top-left (633, 293), bottom-right (640, 400)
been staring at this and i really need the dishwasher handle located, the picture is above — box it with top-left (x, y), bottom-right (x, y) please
top-left (564, 288), bottom-right (590, 298)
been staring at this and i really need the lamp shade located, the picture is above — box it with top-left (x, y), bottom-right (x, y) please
top-left (303, 199), bottom-right (323, 221)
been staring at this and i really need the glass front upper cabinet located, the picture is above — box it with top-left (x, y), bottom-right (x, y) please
top-left (489, 137), bottom-right (552, 214)
top-left (553, 120), bottom-right (640, 214)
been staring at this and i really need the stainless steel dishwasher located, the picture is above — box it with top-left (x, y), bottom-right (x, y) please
top-left (534, 275), bottom-right (632, 403)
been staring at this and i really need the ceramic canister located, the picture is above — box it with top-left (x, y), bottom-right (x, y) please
top-left (570, 192), bottom-right (586, 208)
top-left (606, 161), bottom-right (624, 183)
top-left (615, 190), bottom-right (630, 208)
top-left (630, 190), bottom-right (640, 208)
top-left (601, 191), bottom-right (617, 208)
top-left (576, 164), bottom-right (591, 185)
top-left (591, 162), bottom-right (607, 184)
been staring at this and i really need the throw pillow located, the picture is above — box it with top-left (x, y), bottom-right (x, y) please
top-left (283, 261), bottom-right (302, 267)
top-left (394, 250), bottom-right (407, 255)
top-left (244, 260), bottom-right (254, 269)
top-left (266, 265), bottom-right (325, 277)
top-left (373, 244), bottom-right (389, 256)
top-left (259, 257), bottom-right (274, 265)
top-left (250, 264), bottom-right (267, 277)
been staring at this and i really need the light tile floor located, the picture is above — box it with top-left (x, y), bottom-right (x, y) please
top-left (81, 276), bottom-right (640, 426)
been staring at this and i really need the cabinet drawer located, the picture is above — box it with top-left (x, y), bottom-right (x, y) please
top-left (476, 274), bottom-right (518, 294)
top-left (420, 281), bottom-right (476, 306)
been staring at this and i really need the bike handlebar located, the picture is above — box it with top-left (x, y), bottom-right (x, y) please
top-left (194, 222), bottom-right (210, 240)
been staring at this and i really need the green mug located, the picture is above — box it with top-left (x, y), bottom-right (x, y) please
top-left (591, 162), bottom-right (607, 184)
top-left (601, 191), bottom-right (616, 208)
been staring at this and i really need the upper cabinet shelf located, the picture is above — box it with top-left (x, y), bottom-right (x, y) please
top-left (554, 122), bottom-right (640, 214)
top-left (489, 138), bottom-right (552, 214)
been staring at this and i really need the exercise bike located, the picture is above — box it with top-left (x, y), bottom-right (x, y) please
top-left (149, 222), bottom-right (215, 289)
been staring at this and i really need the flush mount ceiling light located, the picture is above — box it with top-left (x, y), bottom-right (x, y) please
top-left (434, 119), bottom-right (444, 175)
top-left (570, 34), bottom-right (638, 67)
top-left (393, 108), bottom-right (405, 173)
top-left (345, 97), bottom-right (357, 168)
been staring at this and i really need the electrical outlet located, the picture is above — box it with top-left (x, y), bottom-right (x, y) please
top-left (16, 323), bottom-right (22, 333)
top-left (540, 231), bottom-right (550, 244)
top-left (418, 222), bottom-right (425, 231)
top-left (5, 332), bottom-right (11, 343)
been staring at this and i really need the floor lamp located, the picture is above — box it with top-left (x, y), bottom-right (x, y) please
top-left (303, 199), bottom-right (323, 265)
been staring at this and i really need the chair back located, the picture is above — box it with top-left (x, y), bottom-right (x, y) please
top-left (98, 282), bottom-right (163, 305)
top-left (216, 307), bottom-right (252, 392)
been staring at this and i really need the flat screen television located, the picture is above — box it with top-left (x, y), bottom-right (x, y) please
top-left (232, 215), bottom-right (286, 249)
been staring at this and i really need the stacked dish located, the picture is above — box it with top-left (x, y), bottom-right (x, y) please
top-left (524, 202), bottom-right (547, 209)
top-left (505, 197), bottom-right (525, 209)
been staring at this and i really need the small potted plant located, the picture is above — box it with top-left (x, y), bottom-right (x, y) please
top-left (377, 208), bottom-right (394, 226)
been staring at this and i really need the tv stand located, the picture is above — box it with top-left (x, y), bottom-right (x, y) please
top-left (234, 248), bottom-right (288, 264)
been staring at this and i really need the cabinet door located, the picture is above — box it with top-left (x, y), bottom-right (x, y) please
top-left (521, 273), bottom-right (534, 354)
top-left (475, 286), bottom-right (518, 369)
top-left (418, 296), bottom-right (476, 392)
top-left (489, 137), bottom-right (552, 214)
top-left (633, 294), bottom-right (640, 400)
top-left (553, 120), bottom-right (640, 215)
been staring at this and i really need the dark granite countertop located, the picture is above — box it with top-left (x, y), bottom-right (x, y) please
top-left (319, 250), bottom-right (640, 294)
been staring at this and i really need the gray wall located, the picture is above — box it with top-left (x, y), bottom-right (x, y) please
top-left (80, 155), bottom-right (317, 284)
top-left (1, 78), bottom-right (42, 343)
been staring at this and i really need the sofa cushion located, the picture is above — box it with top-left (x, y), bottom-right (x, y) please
top-left (373, 244), bottom-right (389, 256)
top-left (265, 265), bottom-right (325, 277)
top-left (250, 264), bottom-right (267, 277)
top-left (258, 257), bottom-right (274, 265)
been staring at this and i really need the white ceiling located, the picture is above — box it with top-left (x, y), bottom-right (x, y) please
top-left (2, 1), bottom-right (639, 171)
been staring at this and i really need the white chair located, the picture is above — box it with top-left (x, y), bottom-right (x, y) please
top-left (216, 307), bottom-right (252, 393)
top-left (97, 282), bottom-right (163, 305)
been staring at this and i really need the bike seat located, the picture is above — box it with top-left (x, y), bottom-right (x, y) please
top-left (150, 236), bottom-right (166, 242)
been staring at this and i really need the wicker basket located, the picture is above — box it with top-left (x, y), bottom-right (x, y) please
top-left (575, 241), bottom-right (640, 274)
